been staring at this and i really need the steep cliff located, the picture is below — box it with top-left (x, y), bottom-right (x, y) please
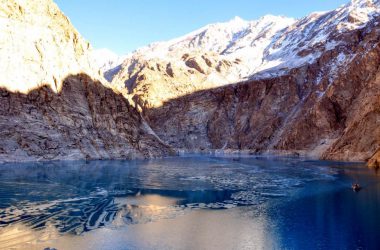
top-left (0, 0), bottom-right (173, 162)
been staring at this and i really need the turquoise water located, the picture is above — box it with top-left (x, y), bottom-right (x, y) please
top-left (0, 155), bottom-right (379, 249)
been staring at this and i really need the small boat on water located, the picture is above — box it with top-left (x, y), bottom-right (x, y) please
top-left (352, 183), bottom-right (361, 192)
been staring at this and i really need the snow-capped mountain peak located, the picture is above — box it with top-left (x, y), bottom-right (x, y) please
top-left (221, 16), bottom-right (248, 28)
top-left (91, 48), bottom-right (127, 72)
top-left (118, 15), bottom-right (295, 69)
top-left (251, 0), bottom-right (380, 78)
top-left (340, 0), bottom-right (380, 28)
top-left (105, 0), bottom-right (380, 84)
top-left (348, 0), bottom-right (379, 8)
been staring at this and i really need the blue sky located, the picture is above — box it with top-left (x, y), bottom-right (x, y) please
top-left (55, 0), bottom-right (349, 54)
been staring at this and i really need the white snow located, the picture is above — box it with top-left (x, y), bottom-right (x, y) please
top-left (91, 48), bottom-right (127, 73)
top-left (106, 0), bottom-right (380, 83)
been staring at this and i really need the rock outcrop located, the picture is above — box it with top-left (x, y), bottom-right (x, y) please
top-left (0, 0), bottom-right (173, 162)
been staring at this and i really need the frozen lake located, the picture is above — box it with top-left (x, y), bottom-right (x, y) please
top-left (0, 155), bottom-right (379, 249)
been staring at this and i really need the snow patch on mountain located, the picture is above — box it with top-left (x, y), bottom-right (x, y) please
top-left (91, 48), bottom-right (127, 73)
top-left (252, 0), bottom-right (380, 79)
top-left (105, 15), bottom-right (296, 83)
top-left (106, 0), bottom-right (380, 84)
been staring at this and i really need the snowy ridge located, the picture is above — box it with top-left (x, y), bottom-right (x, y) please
top-left (91, 48), bottom-right (127, 73)
top-left (129, 15), bottom-right (295, 63)
top-left (106, 15), bottom-right (295, 82)
top-left (106, 0), bottom-right (380, 83)
top-left (254, 0), bottom-right (380, 79)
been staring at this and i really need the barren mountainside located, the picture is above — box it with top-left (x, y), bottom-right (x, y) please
top-left (0, 0), bottom-right (378, 165)
top-left (0, 0), bottom-right (173, 162)
top-left (107, 0), bottom-right (380, 164)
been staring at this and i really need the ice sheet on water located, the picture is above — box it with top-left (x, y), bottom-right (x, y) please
top-left (0, 156), bottom-right (343, 236)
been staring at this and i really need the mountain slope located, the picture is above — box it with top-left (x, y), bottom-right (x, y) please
top-left (256, 0), bottom-right (380, 78)
top-left (0, 0), bottom-right (173, 162)
top-left (0, 0), bottom-right (100, 93)
top-left (143, 14), bottom-right (380, 161)
top-left (106, 15), bottom-right (296, 108)
top-left (106, 0), bottom-right (380, 109)
top-left (110, 0), bottom-right (380, 163)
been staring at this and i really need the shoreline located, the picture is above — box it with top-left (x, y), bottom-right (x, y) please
top-left (0, 149), bottom-right (367, 165)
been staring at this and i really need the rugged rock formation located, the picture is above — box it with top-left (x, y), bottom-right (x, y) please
top-left (143, 23), bottom-right (380, 161)
top-left (107, 0), bottom-right (380, 163)
top-left (0, 74), bottom-right (173, 162)
top-left (0, 0), bottom-right (173, 162)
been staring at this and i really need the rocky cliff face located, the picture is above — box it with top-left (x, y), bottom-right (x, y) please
top-left (110, 52), bottom-right (244, 109)
top-left (0, 0), bottom-right (173, 162)
top-left (0, 74), bottom-right (173, 162)
top-left (143, 17), bottom-right (380, 161)
top-left (108, 0), bottom-right (380, 163)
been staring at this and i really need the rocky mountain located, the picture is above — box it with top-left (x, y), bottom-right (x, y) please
top-left (0, 0), bottom-right (173, 162)
top-left (106, 15), bottom-right (296, 108)
top-left (0, 0), bottom-right (378, 165)
top-left (107, 0), bottom-right (380, 165)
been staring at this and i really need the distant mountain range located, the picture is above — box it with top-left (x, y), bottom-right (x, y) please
top-left (100, 0), bottom-right (380, 82)
top-left (0, 0), bottom-right (378, 166)
top-left (98, 0), bottom-right (380, 166)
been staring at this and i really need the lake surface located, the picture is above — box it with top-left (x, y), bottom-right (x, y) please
top-left (0, 155), bottom-right (379, 250)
